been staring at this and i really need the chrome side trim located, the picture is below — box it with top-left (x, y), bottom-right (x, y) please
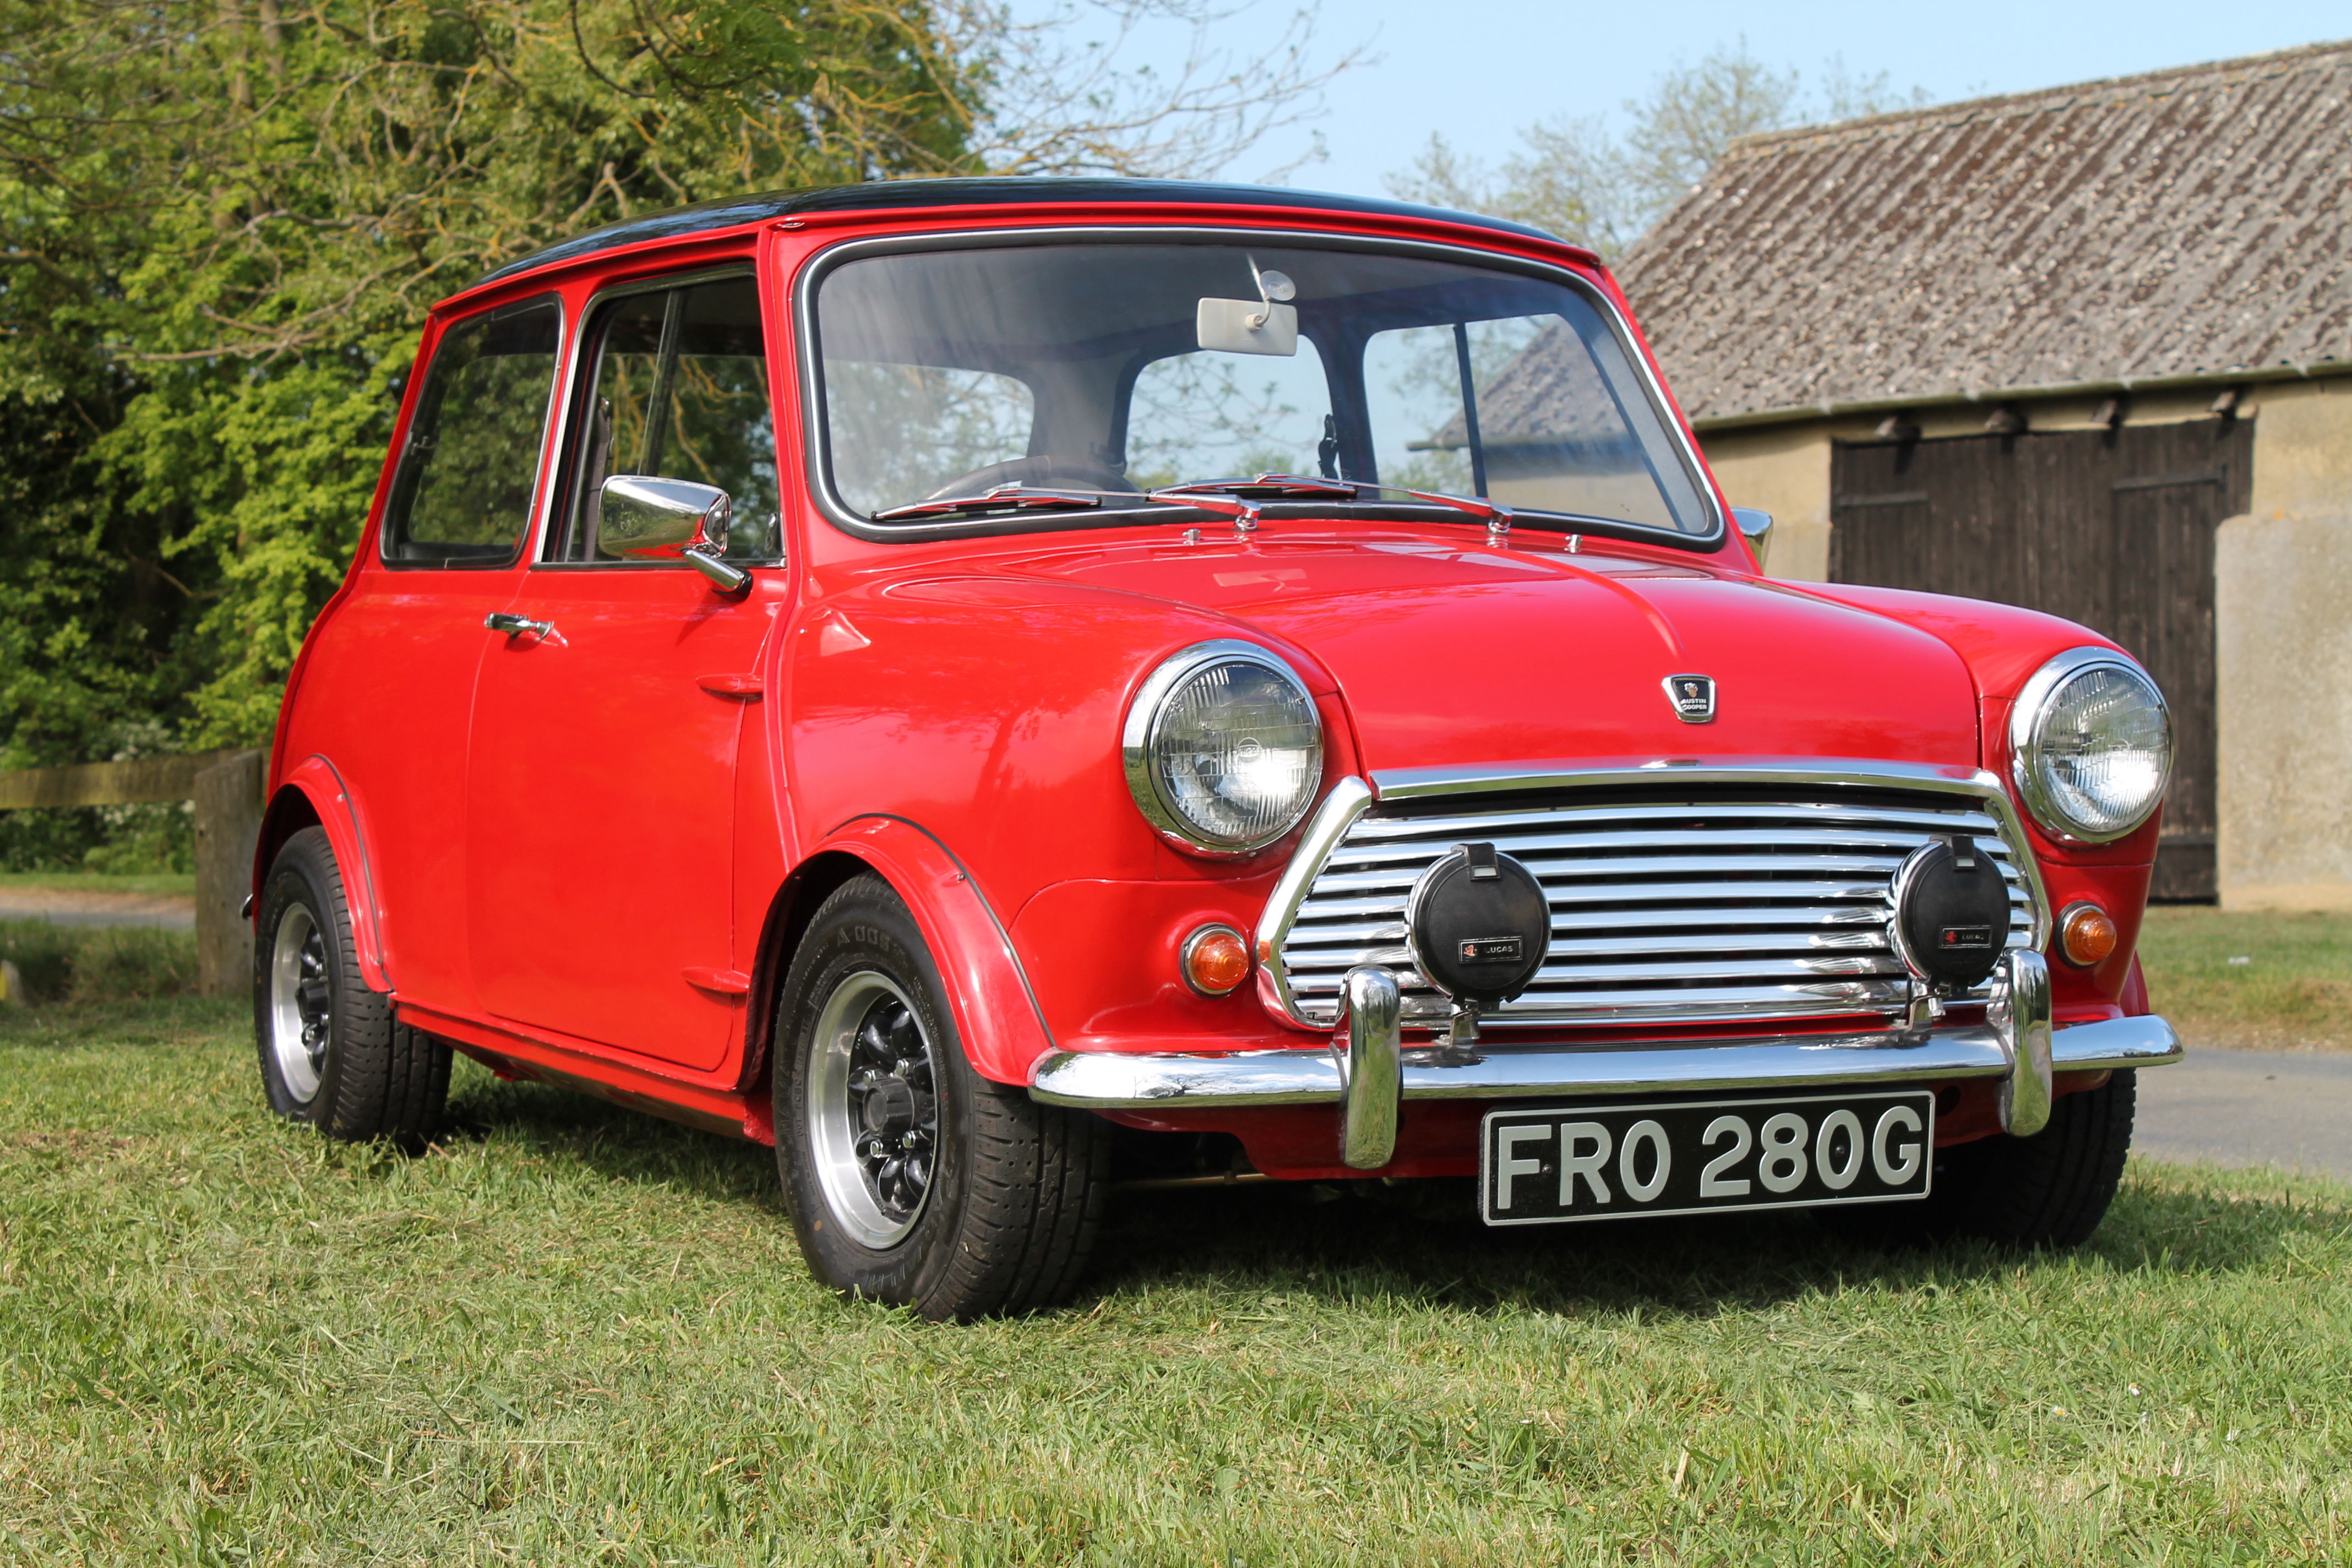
top-left (1253, 775), bottom-right (1377, 1022)
top-left (1337, 967), bottom-right (1402, 1168)
top-left (1993, 950), bottom-right (2054, 1136)
top-left (2048, 1013), bottom-right (2182, 1073)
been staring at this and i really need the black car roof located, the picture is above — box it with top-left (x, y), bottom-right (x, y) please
top-left (471, 177), bottom-right (1564, 288)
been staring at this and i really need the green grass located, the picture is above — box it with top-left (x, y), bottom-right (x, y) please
top-left (3, 1000), bottom-right (2348, 1564)
top-left (0, 921), bottom-right (199, 1006)
top-left (2138, 908), bottom-right (2352, 1051)
top-left (0, 871), bottom-right (196, 898)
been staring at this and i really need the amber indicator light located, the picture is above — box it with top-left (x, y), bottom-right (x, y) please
top-left (2058, 903), bottom-right (2119, 967)
top-left (1182, 924), bottom-right (1251, 997)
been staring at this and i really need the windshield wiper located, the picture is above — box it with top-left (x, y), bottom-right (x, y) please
top-left (1146, 472), bottom-right (1363, 532)
top-left (1147, 473), bottom-right (1516, 541)
top-left (1359, 483), bottom-right (1516, 541)
top-left (872, 484), bottom-right (1113, 522)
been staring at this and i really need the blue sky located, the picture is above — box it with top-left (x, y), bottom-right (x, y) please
top-left (1072, 1), bottom-right (2350, 198)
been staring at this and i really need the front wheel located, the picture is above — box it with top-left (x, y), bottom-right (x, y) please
top-left (254, 826), bottom-right (449, 1147)
top-left (1823, 1071), bottom-right (2137, 1250)
top-left (774, 874), bottom-right (1107, 1320)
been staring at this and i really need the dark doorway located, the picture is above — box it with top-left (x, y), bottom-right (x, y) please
top-left (1830, 421), bottom-right (2254, 900)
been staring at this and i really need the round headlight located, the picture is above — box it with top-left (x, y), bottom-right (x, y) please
top-left (1124, 641), bottom-right (1323, 854)
top-left (2010, 648), bottom-right (2173, 842)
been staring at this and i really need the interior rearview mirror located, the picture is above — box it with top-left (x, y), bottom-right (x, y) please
top-left (1196, 296), bottom-right (1298, 356)
top-left (1196, 260), bottom-right (1299, 356)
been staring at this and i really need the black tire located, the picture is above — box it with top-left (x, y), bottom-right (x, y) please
top-left (1822, 1071), bottom-right (2137, 1250)
top-left (253, 826), bottom-right (450, 1147)
top-left (774, 874), bottom-right (1108, 1321)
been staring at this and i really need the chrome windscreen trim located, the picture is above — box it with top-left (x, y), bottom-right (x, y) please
top-left (1026, 1011), bottom-right (2179, 1110)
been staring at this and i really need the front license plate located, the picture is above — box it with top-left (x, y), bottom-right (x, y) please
top-left (1480, 1090), bottom-right (1936, 1226)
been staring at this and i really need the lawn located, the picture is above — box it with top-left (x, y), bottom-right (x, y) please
top-left (2, 998), bottom-right (2346, 1564)
top-left (2139, 907), bottom-right (2352, 1051)
top-left (0, 872), bottom-right (195, 899)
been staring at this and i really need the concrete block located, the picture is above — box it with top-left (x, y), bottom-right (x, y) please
top-left (2216, 510), bottom-right (2352, 910)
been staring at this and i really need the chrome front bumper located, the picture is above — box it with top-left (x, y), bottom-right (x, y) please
top-left (1027, 951), bottom-right (2181, 1169)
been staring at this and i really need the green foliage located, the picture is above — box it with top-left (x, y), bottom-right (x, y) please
top-left (0, 0), bottom-right (981, 766)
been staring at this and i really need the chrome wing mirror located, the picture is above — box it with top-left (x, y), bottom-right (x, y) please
top-left (1731, 507), bottom-right (1774, 567)
top-left (597, 475), bottom-right (749, 593)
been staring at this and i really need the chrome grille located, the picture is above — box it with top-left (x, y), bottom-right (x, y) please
top-left (1270, 787), bottom-right (2037, 1030)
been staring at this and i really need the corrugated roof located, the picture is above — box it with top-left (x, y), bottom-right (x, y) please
top-left (1614, 41), bottom-right (2352, 426)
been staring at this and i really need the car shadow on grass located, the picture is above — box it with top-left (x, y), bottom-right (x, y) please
top-left (441, 1074), bottom-right (786, 1216)
top-left (435, 1075), bottom-right (2342, 1319)
top-left (1084, 1162), bottom-right (2344, 1320)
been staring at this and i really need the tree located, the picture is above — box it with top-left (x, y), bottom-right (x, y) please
top-left (0, 0), bottom-right (1355, 868)
top-left (1389, 42), bottom-right (1930, 259)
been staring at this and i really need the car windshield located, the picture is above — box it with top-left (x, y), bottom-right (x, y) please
top-left (811, 238), bottom-right (1716, 537)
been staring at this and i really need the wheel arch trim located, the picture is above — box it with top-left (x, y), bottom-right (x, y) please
top-left (771, 816), bottom-right (1057, 1088)
top-left (257, 755), bottom-right (393, 994)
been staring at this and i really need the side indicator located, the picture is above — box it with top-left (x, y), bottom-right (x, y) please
top-left (682, 967), bottom-right (753, 996)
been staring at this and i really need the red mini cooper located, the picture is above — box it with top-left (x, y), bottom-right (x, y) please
top-left (253, 178), bottom-right (2181, 1319)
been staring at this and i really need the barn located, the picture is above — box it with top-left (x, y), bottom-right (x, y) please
top-left (1616, 41), bottom-right (2352, 907)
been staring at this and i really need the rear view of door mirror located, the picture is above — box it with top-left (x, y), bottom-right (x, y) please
top-left (598, 475), bottom-right (732, 558)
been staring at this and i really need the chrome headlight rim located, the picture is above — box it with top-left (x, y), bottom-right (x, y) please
top-left (1122, 639), bottom-right (1324, 857)
top-left (2008, 645), bottom-right (2173, 845)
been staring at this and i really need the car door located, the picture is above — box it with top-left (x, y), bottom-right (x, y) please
top-left (465, 270), bottom-right (782, 1071)
top-left (300, 295), bottom-right (563, 1012)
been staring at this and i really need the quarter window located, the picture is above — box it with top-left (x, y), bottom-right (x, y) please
top-left (380, 297), bottom-right (562, 568)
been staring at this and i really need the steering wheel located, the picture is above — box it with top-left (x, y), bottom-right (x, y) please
top-left (921, 455), bottom-right (1139, 499)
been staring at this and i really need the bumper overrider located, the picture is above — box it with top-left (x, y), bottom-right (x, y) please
top-left (1030, 761), bottom-right (2182, 1166)
top-left (1027, 951), bottom-right (2181, 1168)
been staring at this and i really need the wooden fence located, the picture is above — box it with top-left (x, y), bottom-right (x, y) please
top-left (0, 749), bottom-right (267, 997)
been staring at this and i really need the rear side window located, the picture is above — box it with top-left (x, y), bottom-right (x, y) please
top-left (380, 297), bottom-right (562, 568)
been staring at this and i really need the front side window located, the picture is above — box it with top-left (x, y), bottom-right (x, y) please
top-left (556, 274), bottom-right (778, 562)
top-left (810, 239), bottom-right (1713, 540)
top-left (380, 297), bottom-right (562, 567)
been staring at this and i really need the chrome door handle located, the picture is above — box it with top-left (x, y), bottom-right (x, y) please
top-left (485, 612), bottom-right (556, 639)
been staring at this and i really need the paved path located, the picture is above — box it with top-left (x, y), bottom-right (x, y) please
top-left (0, 888), bottom-right (195, 931)
top-left (2135, 1049), bottom-right (2352, 1179)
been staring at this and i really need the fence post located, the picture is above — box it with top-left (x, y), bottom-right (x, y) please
top-left (195, 751), bottom-right (266, 997)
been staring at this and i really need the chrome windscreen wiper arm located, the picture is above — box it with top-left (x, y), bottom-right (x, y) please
top-left (872, 484), bottom-right (1113, 522)
top-left (1146, 473), bottom-right (1364, 534)
top-left (1150, 473), bottom-right (1361, 503)
top-left (1358, 482), bottom-right (1515, 540)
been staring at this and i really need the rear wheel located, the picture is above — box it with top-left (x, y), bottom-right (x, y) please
top-left (1823, 1071), bottom-right (2137, 1249)
top-left (254, 827), bottom-right (449, 1146)
top-left (774, 874), bottom-right (1107, 1320)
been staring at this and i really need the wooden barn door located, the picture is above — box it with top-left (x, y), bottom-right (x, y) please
top-left (1830, 421), bottom-right (2253, 900)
